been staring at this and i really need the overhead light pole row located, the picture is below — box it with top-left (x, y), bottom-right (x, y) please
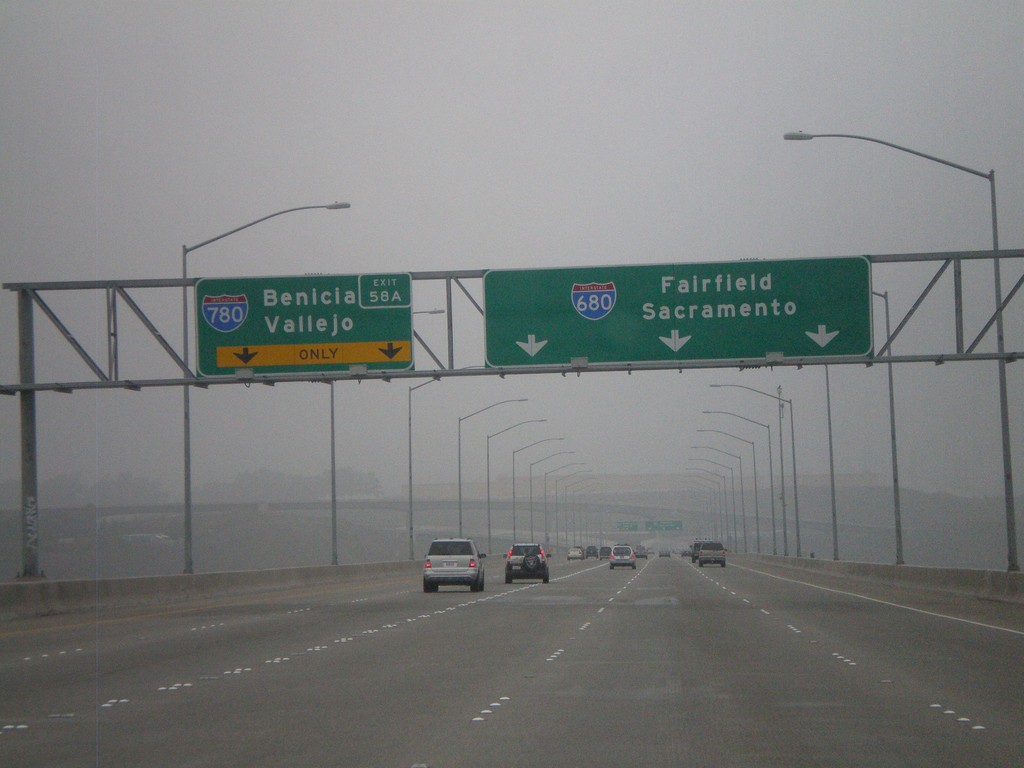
top-left (785, 130), bottom-right (1015, 571)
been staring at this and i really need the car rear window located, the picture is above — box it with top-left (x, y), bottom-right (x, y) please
top-left (428, 541), bottom-right (473, 556)
top-left (612, 546), bottom-right (631, 555)
top-left (701, 542), bottom-right (724, 551)
top-left (511, 545), bottom-right (541, 556)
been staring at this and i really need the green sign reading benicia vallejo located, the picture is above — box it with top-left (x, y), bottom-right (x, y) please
top-left (484, 257), bottom-right (871, 366)
top-left (195, 273), bottom-right (412, 376)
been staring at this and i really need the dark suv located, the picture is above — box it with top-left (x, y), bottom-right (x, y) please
top-left (505, 543), bottom-right (550, 583)
top-left (423, 538), bottom-right (486, 592)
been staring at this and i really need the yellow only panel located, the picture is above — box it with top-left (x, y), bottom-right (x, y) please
top-left (215, 340), bottom-right (411, 368)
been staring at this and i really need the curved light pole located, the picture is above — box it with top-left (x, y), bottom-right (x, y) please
top-left (408, 378), bottom-right (438, 560)
top-left (703, 410), bottom-right (776, 554)
top-left (486, 419), bottom-right (546, 554)
top-left (786, 131), bottom-right (1015, 572)
top-left (823, 365), bottom-right (840, 562)
top-left (872, 290), bottom-right (902, 564)
top-left (681, 481), bottom-right (718, 535)
top-left (512, 438), bottom-right (564, 542)
top-left (711, 383), bottom-right (800, 556)
top-left (544, 463), bottom-right (586, 543)
top-left (555, 470), bottom-right (590, 546)
top-left (687, 466), bottom-right (727, 540)
top-left (181, 202), bottom-right (350, 574)
top-left (531, 453), bottom-right (577, 542)
top-left (564, 478), bottom-right (595, 546)
top-left (693, 446), bottom-right (744, 552)
top-left (680, 473), bottom-right (722, 536)
top-left (699, 429), bottom-right (757, 553)
top-left (458, 398), bottom-right (527, 537)
top-left (690, 459), bottom-right (735, 546)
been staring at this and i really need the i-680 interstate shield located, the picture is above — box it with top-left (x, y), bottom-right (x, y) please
top-left (484, 257), bottom-right (871, 366)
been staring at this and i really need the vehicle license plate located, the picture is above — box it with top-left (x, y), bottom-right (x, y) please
top-left (443, 560), bottom-right (457, 567)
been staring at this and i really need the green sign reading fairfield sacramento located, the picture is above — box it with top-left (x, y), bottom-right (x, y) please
top-left (484, 257), bottom-right (871, 366)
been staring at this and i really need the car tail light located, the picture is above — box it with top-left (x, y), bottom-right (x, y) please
top-left (424, 561), bottom-right (432, 568)
top-left (540, 547), bottom-right (546, 558)
top-left (507, 548), bottom-right (514, 559)
top-left (469, 559), bottom-right (477, 568)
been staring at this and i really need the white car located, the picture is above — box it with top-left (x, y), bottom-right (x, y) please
top-left (423, 538), bottom-right (486, 592)
top-left (567, 546), bottom-right (585, 560)
top-left (609, 545), bottom-right (636, 569)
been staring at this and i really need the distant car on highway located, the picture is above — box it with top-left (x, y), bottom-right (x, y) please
top-left (567, 546), bottom-right (585, 561)
top-left (697, 541), bottom-right (727, 567)
top-left (505, 543), bottom-right (550, 583)
top-left (423, 538), bottom-right (486, 592)
top-left (598, 546), bottom-right (612, 560)
top-left (658, 549), bottom-right (671, 557)
top-left (609, 545), bottom-right (636, 569)
top-left (634, 545), bottom-right (649, 559)
top-left (585, 545), bottom-right (598, 559)
top-left (691, 539), bottom-right (711, 563)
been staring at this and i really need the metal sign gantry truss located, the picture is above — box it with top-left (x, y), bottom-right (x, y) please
top-left (3, 250), bottom-right (1022, 393)
top-left (4, 249), bottom-right (1023, 577)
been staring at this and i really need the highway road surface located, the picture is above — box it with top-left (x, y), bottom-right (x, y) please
top-left (2, 555), bottom-right (1021, 767)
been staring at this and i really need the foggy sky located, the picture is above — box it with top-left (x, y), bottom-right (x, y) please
top-left (2, 1), bottom-right (1022, 508)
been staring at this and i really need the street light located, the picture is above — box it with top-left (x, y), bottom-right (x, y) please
top-left (458, 398), bottom-right (527, 537)
top-left (555, 471), bottom-right (590, 544)
top-left (563, 478), bottom-right (595, 546)
top-left (785, 131), bottom-right (1016, 572)
top-left (544, 463), bottom-right (586, 543)
top-left (511, 438), bottom-right (564, 542)
top-left (487, 419), bottom-right (546, 555)
top-left (181, 202), bottom-right (350, 574)
top-left (408, 378), bottom-right (438, 560)
top-left (698, 429), bottom-right (757, 553)
top-left (687, 466), bottom-right (727, 540)
top-left (703, 410), bottom-right (776, 555)
top-left (692, 447), bottom-right (743, 552)
top-left (871, 290), bottom-right (903, 564)
top-left (690, 458), bottom-right (735, 546)
top-left (711, 383), bottom-right (801, 556)
top-left (681, 481), bottom-right (718, 535)
top-left (531, 452), bottom-right (576, 542)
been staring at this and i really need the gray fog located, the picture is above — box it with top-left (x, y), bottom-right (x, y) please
top-left (2, 3), bottom-right (1022, 564)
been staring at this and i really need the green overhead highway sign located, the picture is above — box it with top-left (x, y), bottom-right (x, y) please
top-left (484, 257), bottom-right (871, 367)
top-left (616, 521), bottom-right (639, 531)
top-left (645, 520), bottom-right (684, 532)
top-left (195, 273), bottom-right (413, 376)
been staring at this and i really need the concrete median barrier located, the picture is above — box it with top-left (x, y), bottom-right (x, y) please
top-left (0, 560), bottom-right (422, 620)
top-left (734, 554), bottom-right (1023, 604)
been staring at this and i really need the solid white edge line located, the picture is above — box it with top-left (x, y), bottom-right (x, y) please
top-left (735, 564), bottom-right (1024, 636)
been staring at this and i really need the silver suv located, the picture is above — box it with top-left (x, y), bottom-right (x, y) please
top-left (504, 543), bottom-right (550, 583)
top-left (697, 541), bottom-right (726, 567)
top-left (423, 538), bottom-right (486, 592)
top-left (609, 544), bottom-right (636, 569)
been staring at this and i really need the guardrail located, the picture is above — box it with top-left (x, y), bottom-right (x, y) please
top-left (734, 554), bottom-right (1023, 604)
top-left (0, 560), bottom-right (422, 620)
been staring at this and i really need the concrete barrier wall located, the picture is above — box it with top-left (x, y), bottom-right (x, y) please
top-left (0, 560), bottom-right (422, 620)
top-left (735, 554), bottom-right (1023, 604)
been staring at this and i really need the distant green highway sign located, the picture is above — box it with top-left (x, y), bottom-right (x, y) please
top-left (616, 521), bottom-right (639, 532)
top-left (195, 274), bottom-right (412, 376)
top-left (645, 521), bottom-right (683, 532)
top-left (484, 257), bottom-right (871, 366)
